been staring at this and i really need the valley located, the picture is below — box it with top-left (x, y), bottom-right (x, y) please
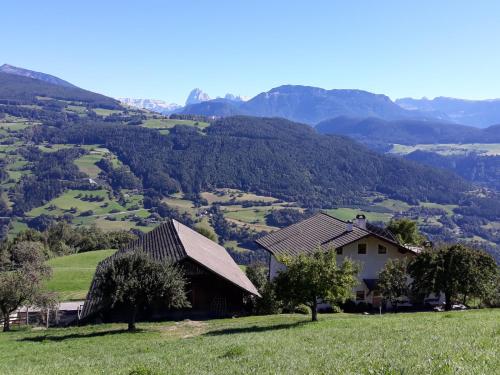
top-left (0, 70), bottom-right (499, 266)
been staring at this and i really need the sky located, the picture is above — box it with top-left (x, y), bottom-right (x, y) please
top-left (2, 1), bottom-right (500, 104)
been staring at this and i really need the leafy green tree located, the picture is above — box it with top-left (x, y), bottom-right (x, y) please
top-left (408, 244), bottom-right (498, 310)
top-left (377, 259), bottom-right (409, 312)
top-left (0, 241), bottom-right (51, 332)
top-left (387, 219), bottom-right (425, 245)
top-left (195, 226), bottom-right (217, 242)
top-left (245, 263), bottom-right (280, 315)
top-left (95, 251), bottom-right (190, 331)
top-left (274, 248), bottom-right (359, 321)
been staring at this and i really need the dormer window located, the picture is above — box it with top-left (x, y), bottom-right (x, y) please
top-left (378, 244), bottom-right (387, 254)
top-left (358, 243), bottom-right (367, 254)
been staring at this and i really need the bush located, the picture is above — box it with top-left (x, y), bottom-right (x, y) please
top-left (294, 304), bottom-right (311, 315)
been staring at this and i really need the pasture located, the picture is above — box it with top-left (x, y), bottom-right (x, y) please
top-left (0, 310), bottom-right (498, 374)
top-left (45, 250), bottom-right (116, 301)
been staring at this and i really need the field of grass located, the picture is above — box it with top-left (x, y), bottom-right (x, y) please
top-left (201, 189), bottom-right (278, 205)
top-left (0, 310), bottom-right (498, 374)
top-left (73, 152), bottom-right (104, 179)
top-left (390, 143), bottom-right (500, 156)
top-left (93, 108), bottom-right (123, 117)
top-left (325, 207), bottom-right (393, 223)
top-left (141, 118), bottom-right (209, 132)
top-left (45, 250), bottom-right (116, 301)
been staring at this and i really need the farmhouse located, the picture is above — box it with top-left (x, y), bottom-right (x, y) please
top-left (256, 212), bottom-right (420, 307)
top-left (80, 219), bottom-right (259, 323)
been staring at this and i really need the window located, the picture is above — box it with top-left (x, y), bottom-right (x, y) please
top-left (356, 291), bottom-right (365, 301)
top-left (378, 244), bottom-right (387, 254)
top-left (358, 243), bottom-right (367, 254)
top-left (336, 247), bottom-right (343, 255)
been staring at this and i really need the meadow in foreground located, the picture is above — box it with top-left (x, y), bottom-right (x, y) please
top-left (0, 309), bottom-right (498, 375)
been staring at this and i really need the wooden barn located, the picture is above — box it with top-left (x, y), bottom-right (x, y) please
top-left (80, 219), bottom-right (259, 323)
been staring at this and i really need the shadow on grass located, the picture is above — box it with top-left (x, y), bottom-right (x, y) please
top-left (205, 320), bottom-right (309, 336)
top-left (18, 328), bottom-right (142, 342)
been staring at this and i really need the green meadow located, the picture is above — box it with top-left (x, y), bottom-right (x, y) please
top-left (45, 250), bottom-right (116, 301)
top-left (0, 310), bottom-right (498, 374)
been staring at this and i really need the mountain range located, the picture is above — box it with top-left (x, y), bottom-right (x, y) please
top-left (118, 98), bottom-right (181, 115)
top-left (396, 97), bottom-right (500, 128)
top-left (315, 117), bottom-right (500, 147)
top-left (180, 85), bottom-right (428, 124)
top-left (0, 64), bottom-right (76, 88)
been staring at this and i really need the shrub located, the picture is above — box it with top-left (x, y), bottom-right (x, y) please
top-left (294, 304), bottom-right (311, 315)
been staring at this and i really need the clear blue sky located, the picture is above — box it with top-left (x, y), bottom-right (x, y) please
top-left (2, 1), bottom-right (500, 104)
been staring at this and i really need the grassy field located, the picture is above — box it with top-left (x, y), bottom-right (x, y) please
top-left (45, 250), bottom-right (116, 301)
top-left (325, 207), bottom-right (393, 223)
top-left (141, 118), bottom-right (209, 132)
top-left (0, 310), bottom-right (498, 374)
top-left (390, 143), bottom-right (500, 156)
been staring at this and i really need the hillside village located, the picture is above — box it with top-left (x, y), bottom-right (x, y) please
top-left (1, 5), bottom-right (500, 371)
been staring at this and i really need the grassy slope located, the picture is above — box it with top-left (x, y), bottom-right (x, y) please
top-left (45, 250), bottom-right (116, 301)
top-left (0, 310), bottom-right (498, 374)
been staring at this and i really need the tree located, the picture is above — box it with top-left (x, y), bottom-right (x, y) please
top-left (377, 259), bottom-right (409, 312)
top-left (387, 219), bottom-right (424, 245)
top-left (274, 248), bottom-right (359, 321)
top-left (195, 226), bottom-right (217, 242)
top-left (0, 241), bottom-right (51, 332)
top-left (94, 251), bottom-right (190, 331)
top-left (245, 263), bottom-right (280, 315)
top-left (408, 244), bottom-right (498, 311)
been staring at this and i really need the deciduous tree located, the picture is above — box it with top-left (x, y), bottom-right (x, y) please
top-left (0, 241), bottom-right (51, 332)
top-left (377, 259), bottom-right (409, 312)
top-left (274, 248), bottom-right (359, 321)
top-left (408, 244), bottom-right (498, 310)
top-left (95, 251), bottom-right (189, 331)
top-left (387, 219), bottom-right (425, 245)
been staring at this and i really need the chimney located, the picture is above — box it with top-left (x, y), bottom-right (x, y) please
top-left (355, 214), bottom-right (366, 230)
top-left (346, 220), bottom-right (353, 232)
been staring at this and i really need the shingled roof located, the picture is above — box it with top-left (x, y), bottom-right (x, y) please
top-left (256, 212), bottom-right (414, 257)
top-left (81, 219), bottom-right (259, 320)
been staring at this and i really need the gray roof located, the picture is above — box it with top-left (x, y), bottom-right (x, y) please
top-left (81, 219), bottom-right (259, 320)
top-left (256, 212), bottom-right (413, 257)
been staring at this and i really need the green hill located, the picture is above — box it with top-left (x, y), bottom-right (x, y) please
top-left (45, 250), bottom-right (116, 301)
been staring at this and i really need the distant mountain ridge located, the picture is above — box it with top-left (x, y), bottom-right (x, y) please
top-left (396, 96), bottom-right (500, 128)
top-left (181, 85), bottom-right (432, 124)
top-left (0, 63), bottom-right (76, 88)
top-left (315, 117), bottom-right (500, 146)
top-left (118, 98), bottom-right (181, 114)
top-left (0, 72), bottom-right (121, 109)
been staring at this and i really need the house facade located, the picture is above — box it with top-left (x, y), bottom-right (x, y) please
top-left (257, 212), bottom-right (420, 307)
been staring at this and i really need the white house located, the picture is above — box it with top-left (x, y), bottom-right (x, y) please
top-left (256, 212), bottom-right (421, 307)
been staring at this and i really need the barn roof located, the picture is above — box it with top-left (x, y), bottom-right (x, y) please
top-left (81, 219), bottom-right (259, 320)
top-left (256, 212), bottom-right (415, 257)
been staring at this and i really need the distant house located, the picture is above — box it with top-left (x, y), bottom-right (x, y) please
top-left (81, 219), bottom-right (259, 323)
top-left (256, 212), bottom-right (421, 307)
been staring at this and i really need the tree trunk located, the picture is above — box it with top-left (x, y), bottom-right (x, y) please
top-left (128, 307), bottom-right (138, 332)
top-left (3, 314), bottom-right (10, 332)
top-left (445, 293), bottom-right (452, 311)
top-left (311, 299), bottom-right (318, 322)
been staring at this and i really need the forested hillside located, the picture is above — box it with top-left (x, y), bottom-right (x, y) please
top-left (0, 73), bottom-right (120, 109)
top-left (0, 71), bottom-right (498, 263)
top-left (42, 116), bottom-right (470, 207)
